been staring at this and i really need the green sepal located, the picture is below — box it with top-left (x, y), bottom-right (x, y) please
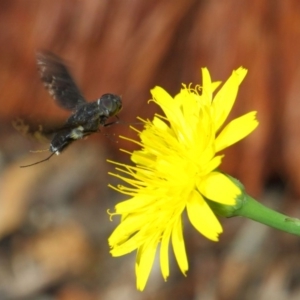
top-left (205, 174), bottom-right (245, 217)
top-left (207, 174), bottom-right (300, 236)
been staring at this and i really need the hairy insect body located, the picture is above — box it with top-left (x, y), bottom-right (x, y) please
top-left (50, 127), bottom-right (83, 154)
top-left (50, 93), bottom-right (122, 154)
top-left (19, 51), bottom-right (122, 168)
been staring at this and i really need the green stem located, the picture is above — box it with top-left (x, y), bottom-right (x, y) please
top-left (233, 194), bottom-right (300, 236)
top-left (206, 175), bottom-right (300, 236)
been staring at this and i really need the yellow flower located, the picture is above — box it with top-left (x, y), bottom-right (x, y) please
top-left (108, 67), bottom-right (258, 291)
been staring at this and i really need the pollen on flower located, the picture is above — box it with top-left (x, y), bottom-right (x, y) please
top-left (107, 67), bottom-right (259, 290)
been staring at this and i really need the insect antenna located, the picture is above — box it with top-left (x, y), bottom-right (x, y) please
top-left (20, 152), bottom-right (56, 168)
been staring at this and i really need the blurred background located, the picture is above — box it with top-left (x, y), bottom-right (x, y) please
top-left (0, 0), bottom-right (300, 299)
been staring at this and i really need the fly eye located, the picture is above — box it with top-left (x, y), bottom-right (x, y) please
top-left (101, 98), bottom-right (113, 110)
top-left (100, 94), bottom-right (122, 116)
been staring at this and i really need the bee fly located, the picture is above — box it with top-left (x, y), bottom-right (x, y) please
top-left (20, 51), bottom-right (122, 168)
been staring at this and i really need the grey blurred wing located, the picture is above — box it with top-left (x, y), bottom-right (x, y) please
top-left (36, 51), bottom-right (86, 110)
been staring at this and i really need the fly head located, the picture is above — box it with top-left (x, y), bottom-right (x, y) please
top-left (97, 94), bottom-right (122, 118)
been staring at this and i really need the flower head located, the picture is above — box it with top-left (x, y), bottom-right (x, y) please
top-left (108, 67), bottom-right (258, 290)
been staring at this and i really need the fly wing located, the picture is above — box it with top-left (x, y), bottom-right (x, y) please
top-left (36, 51), bottom-right (86, 110)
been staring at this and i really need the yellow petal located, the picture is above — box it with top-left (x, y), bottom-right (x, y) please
top-left (172, 218), bottom-right (188, 275)
top-left (201, 68), bottom-right (213, 104)
top-left (151, 86), bottom-right (173, 107)
top-left (201, 68), bottom-right (222, 103)
top-left (201, 155), bottom-right (223, 175)
top-left (160, 225), bottom-right (172, 280)
top-left (110, 231), bottom-right (141, 256)
top-left (213, 67), bottom-right (248, 130)
top-left (114, 195), bottom-right (153, 214)
top-left (151, 87), bottom-right (181, 123)
top-left (186, 190), bottom-right (223, 241)
top-left (215, 111), bottom-right (259, 152)
top-left (198, 172), bottom-right (240, 205)
top-left (136, 240), bottom-right (157, 291)
top-left (109, 215), bottom-right (147, 251)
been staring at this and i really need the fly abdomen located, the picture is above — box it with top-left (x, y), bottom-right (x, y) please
top-left (50, 126), bottom-right (84, 154)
